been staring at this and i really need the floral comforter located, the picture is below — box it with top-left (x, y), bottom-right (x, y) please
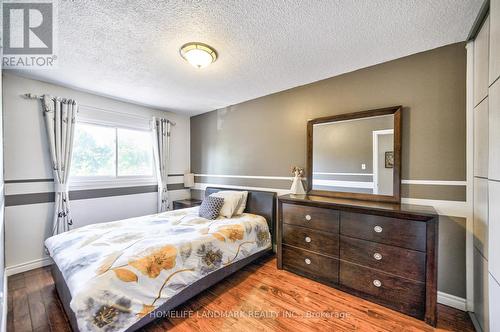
top-left (44, 207), bottom-right (271, 332)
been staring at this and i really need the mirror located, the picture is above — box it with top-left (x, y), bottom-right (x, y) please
top-left (306, 106), bottom-right (401, 203)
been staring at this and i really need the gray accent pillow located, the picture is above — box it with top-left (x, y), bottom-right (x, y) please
top-left (199, 196), bottom-right (224, 220)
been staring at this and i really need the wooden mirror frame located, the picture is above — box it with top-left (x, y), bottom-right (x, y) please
top-left (306, 106), bottom-right (402, 203)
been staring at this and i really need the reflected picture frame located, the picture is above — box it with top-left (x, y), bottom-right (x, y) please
top-left (385, 151), bottom-right (394, 168)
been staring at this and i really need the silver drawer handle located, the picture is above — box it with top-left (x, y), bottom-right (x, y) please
top-left (373, 279), bottom-right (382, 287)
top-left (305, 236), bottom-right (311, 243)
top-left (374, 225), bottom-right (383, 233)
top-left (373, 253), bottom-right (382, 260)
top-left (305, 214), bottom-right (312, 221)
top-left (304, 258), bottom-right (311, 265)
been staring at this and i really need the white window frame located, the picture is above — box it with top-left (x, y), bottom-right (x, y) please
top-left (69, 106), bottom-right (157, 190)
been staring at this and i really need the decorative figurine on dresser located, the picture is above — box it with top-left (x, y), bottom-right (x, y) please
top-left (277, 106), bottom-right (439, 326)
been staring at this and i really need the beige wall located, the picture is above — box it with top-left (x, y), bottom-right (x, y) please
top-left (191, 42), bottom-right (467, 298)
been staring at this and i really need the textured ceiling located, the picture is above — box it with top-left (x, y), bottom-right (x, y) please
top-left (12, 0), bottom-right (483, 115)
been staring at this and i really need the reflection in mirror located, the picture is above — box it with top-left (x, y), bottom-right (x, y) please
top-left (312, 114), bottom-right (394, 195)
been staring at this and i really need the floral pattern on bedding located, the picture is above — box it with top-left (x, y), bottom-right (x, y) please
top-left (44, 207), bottom-right (271, 332)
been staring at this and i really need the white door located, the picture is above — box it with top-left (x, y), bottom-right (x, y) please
top-left (373, 129), bottom-right (394, 195)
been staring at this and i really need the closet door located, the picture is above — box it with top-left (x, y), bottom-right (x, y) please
top-left (489, 274), bottom-right (500, 332)
top-left (490, 181), bottom-right (500, 278)
top-left (473, 14), bottom-right (490, 332)
top-left (475, 246), bottom-right (490, 332)
top-left (475, 178), bottom-right (489, 257)
top-left (489, 3), bottom-right (500, 329)
top-left (489, 3), bottom-right (500, 331)
top-left (490, 0), bottom-right (500, 84)
top-left (475, 15), bottom-right (490, 106)
top-left (475, 99), bottom-right (489, 178)
top-left (490, 73), bottom-right (500, 181)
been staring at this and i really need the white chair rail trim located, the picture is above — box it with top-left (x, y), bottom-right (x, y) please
top-left (195, 174), bottom-right (467, 186)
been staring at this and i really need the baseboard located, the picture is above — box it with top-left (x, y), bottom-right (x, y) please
top-left (437, 291), bottom-right (467, 311)
top-left (5, 257), bottom-right (53, 276)
top-left (1, 271), bottom-right (6, 332)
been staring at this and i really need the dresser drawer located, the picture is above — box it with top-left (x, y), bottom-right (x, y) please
top-left (283, 224), bottom-right (339, 257)
top-left (339, 261), bottom-right (425, 319)
top-left (340, 212), bottom-right (426, 252)
top-left (282, 203), bottom-right (339, 233)
top-left (282, 245), bottom-right (339, 285)
top-left (340, 236), bottom-right (426, 282)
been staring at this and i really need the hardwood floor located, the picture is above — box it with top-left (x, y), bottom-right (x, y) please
top-left (8, 256), bottom-right (475, 332)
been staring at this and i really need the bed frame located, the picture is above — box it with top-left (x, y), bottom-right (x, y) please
top-left (51, 187), bottom-right (277, 331)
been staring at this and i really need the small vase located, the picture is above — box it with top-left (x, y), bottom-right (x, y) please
top-left (290, 175), bottom-right (306, 194)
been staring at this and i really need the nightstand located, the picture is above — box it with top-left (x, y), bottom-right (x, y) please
top-left (172, 199), bottom-right (202, 210)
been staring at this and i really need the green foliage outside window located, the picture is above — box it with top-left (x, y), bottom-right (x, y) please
top-left (71, 123), bottom-right (153, 178)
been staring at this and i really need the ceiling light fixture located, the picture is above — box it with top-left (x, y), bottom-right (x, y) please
top-left (179, 42), bottom-right (217, 68)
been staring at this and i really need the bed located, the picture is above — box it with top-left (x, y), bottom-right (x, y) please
top-left (46, 187), bottom-right (276, 332)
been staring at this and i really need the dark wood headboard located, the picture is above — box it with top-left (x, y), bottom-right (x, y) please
top-left (204, 187), bottom-right (277, 243)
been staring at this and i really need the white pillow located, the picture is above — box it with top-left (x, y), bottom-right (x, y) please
top-left (209, 191), bottom-right (247, 218)
top-left (235, 191), bottom-right (248, 215)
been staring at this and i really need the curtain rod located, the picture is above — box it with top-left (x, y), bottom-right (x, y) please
top-left (23, 93), bottom-right (45, 100)
top-left (22, 93), bottom-right (176, 126)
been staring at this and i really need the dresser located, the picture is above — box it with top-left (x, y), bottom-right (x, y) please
top-left (277, 194), bottom-right (438, 326)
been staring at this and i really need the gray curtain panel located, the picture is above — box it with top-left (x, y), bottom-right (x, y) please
top-left (152, 118), bottom-right (171, 212)
top-left (41, 95), bottom-right (78, 235)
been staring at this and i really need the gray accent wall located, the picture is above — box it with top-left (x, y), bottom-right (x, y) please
top-left (191, 43), bottom-right (466, 184)
top-left (439, 216), bottom-right (467, 298)
top-left (191, 42), bottom-right (468, 298)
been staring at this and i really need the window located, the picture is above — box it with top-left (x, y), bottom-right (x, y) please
top-left (71, 122), bottom-right (154, 181)
top-left (117, 128), bottom-right (154, 176)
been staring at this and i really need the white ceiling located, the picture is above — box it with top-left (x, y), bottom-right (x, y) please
top-left (12, 0), bottom-right (483, 115)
